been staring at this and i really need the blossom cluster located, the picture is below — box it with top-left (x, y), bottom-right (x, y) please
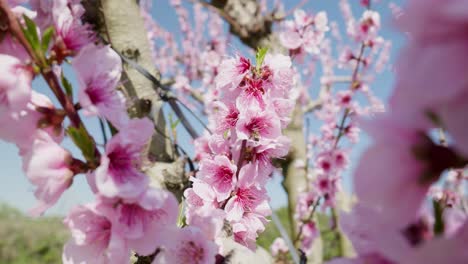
top-left (1, 1), bottom-right (223, 263)
top-left (185, 52), bottom-right (295, 249)
top-left (1, 0), bottom-right (99, 218)
top-left (281, 2), bottom-right (388, 255)
top-left (331, 0), bottom-right (468, 263)
top-left (279, 9), bottom-right (329, 57)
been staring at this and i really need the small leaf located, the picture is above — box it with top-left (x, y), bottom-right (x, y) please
top-left (22, 15), bottom-right (40, 52)
top-left (61, 73), bottom-right (73, 99)
top-left (255, 47), bottom-right (268, 71)
top-left (41, 27), bottom-right (54, 53)
top-left (107, 121), bottom-right (118, 136)
top-left (171, 119), bottom-right (180, 130)
top-left (66, 125), bottom-right (96, 163)
top-left (433, 199), bottom-right (445, 236)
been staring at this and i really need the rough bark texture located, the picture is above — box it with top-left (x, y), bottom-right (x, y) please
top-left (209, 0), bottom-right (285, 52)
top-left (99, 0), bottom-right (172, 161)
top-left (281, 105), bottom-right (307, 235)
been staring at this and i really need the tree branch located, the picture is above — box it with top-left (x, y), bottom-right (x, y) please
top-left (190, 0), bottom-right (285, 52)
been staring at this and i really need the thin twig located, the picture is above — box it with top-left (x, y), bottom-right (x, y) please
top-left (98, 118), bottom-right (108, 145)
top-left (332, 43), bottom-right (366, 149)
top-left (111, 44), bottom-right (207, 139)
top-left (293, 197), bottom-right (321, 246)
top-left (0, 0), bottom-right (101, 162)
top-left (235, 140), bottom-right (247, 180)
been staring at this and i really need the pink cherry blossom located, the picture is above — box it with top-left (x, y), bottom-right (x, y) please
top-left (207, 134), bottom-right (231, 156)
top-left (0, 34), bottom-right (29, 62)
top-left (295, 190), bottom-right (320, 221)
top-left (186, 177), bottom-right (217, 208)
top-left (326, 254), bottom-right (396, 264)
top-left (270, 237), bottom-right (288, 257)
top-left (94, 118), bottom-right (153, 199)
top-left (53, 2), bottom-right (94, 53)
top-left (389, 41), bottom-right (468, 130)
top-left (0, 54), bottom-right (32, 113)
top-left (390, 0), bottom-right (468, 156)
top-left (114, 188), bottom-right (179, 255)
top-left (263, 53), bottom-right (295, 97)
top-left (338, 204), bottom-right (412, 262)
top-left (300, 221), bottom-right (319, 252)
top-left (193, 135), bottom-right (211, 161)
top-left (30, 0), bottom-right (56, 29)
top-left (269, 98), bottom-right (295, 128)
top-left (211, 101), bottom-right (239, 133)
top-left (196, 155), bottom-right (237, 202)
top-left (215, 55), bottom-right (251, 92)
top-left (353, 116), bottom-right (436, 226)
top-left (0, 91), bottom-right (62, 150)
top-left (395, 0), bottom-right (468, 41)
top-left (112, 189), bottom-right (177, 237)
top-left (73, 44), bottom-right (127, 128)
top-left (443, 207), bottom-right (467, 238)
top-left (346, 9), bottom-right (381, 44)
top-left (187, 206), bottom-right (225, 242)
top-left (236, 108), bottom-right (282, 141)
top-left (232, 211), bottom-right (269, 250)
top-left (184, 182), bottom-right (220, 223)
top-left (62, 203), bottom-right (130, 264)
top-left (246, 136), bottom-right (290, 182)
top-left (279, 9), bottom-right (329, 55)
top-left (225, 163), bottom-right (269, 222)
top-left (21, 131), bottom-right (74, 216)
top-left (153, 226), bottom-right (218, 264)
top-left (401, 221), bottom-right (468, 264)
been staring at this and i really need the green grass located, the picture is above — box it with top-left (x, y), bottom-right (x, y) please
top-left (257, 207), bottom-right (292, 250)
top-left (0, 205), bottom-right (68, 264)
top-left (257, 207), bottom-right (344, 262)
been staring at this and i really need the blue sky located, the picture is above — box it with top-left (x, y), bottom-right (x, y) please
top-left (0, 0), bottom-right (405, 215)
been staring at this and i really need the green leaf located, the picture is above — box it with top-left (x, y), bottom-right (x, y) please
top-left (22, 15), bottom-right (40, 52)
top-left (60, 73), bottom-right (73, 99)
top-left (177, 201), bottom-right (187, 227)
top-left (433, 199), bottom-right (445, 236)
top-left (107, 120), bottom-right (118, 136)
top-left (171, 119), bottom-right (180, 130)
top-left (66, 125), bottom-right (95, 163)
top-left (41, 27), bottom-right (54, 53)
top-left (255, 47), bottom-right (268, 71)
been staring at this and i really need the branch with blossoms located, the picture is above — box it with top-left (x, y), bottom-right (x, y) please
top-left (3, 0), bottom-right (468, 264)
top-left (0, 0), bottom-right (217, 263)
top-left (136, 0), bottom-right (393, 262)
top-left (266, 1), bottom-right (391, 262)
